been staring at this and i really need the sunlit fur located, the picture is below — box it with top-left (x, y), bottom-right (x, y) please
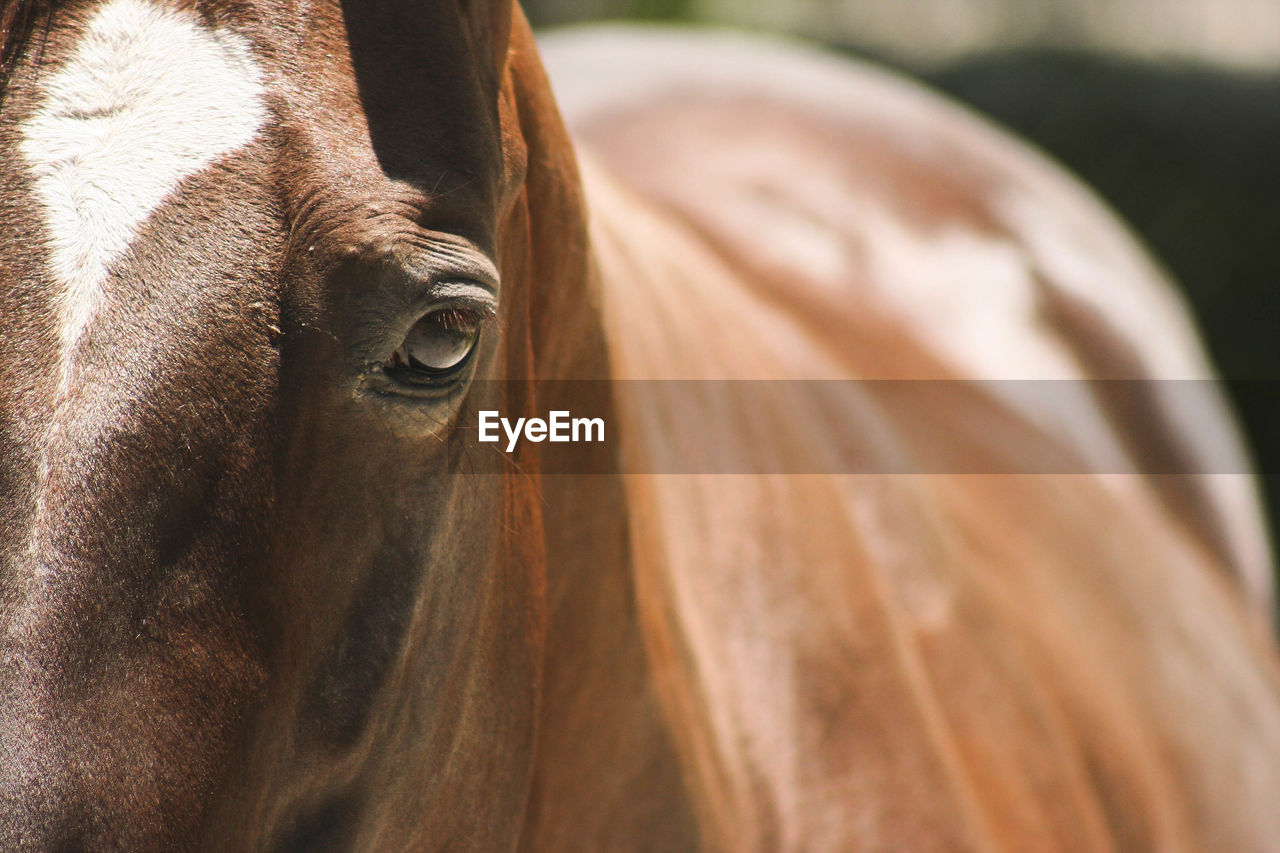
top-left (0, 3), bottom-right (1277, 852)
top-left (20, 0), bottom-right (265, 378)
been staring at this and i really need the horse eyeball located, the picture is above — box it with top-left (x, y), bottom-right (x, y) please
top-left (391, 308), bottom-right (480, 374)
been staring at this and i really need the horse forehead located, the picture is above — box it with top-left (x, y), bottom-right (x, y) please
top-left (0, 0), bottom-right (298, 535)
top-left (18, 0), bottom-right (269, 373)
top-left (10, 0), bottom-right (488, 346)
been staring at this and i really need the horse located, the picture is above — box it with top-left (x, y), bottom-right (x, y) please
top-left (0, 2), bottom-right (1277, 850)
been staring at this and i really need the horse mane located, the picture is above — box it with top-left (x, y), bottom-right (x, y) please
top-left (0, 0), bottom-right (49, 96)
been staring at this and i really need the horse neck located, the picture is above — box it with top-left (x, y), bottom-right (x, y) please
top-left (518, 299), bottom-right (702, 848)
top-left (499, 22), bottom-right (701, 847)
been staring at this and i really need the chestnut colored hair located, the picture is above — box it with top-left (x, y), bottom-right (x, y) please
top-left (0, 0), bottom-right (49, 95)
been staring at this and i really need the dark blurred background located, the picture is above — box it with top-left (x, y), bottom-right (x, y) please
top-left (525, 0), bottom-right (1280, 555)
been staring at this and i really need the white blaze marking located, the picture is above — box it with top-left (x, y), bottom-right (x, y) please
top-left (17, 0), bottom-right (266, 567)
top-left (20, 0), bottom-right (267, 384)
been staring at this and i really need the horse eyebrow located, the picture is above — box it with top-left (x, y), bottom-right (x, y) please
top-left (430, 281), bottom-right (498, 316)
top-left (397, 240), bottom-right (501, 303)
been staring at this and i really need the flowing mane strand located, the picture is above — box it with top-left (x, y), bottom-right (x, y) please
top-left (0, 0), bottom-right (49, 97)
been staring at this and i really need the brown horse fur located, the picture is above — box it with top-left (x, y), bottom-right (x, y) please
top-left (0, 3), bottom-right (1276, 851)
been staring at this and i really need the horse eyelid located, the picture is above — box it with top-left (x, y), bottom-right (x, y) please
top-left (427, 282), bottom-right (498, 319)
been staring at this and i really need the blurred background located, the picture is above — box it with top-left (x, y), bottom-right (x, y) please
top-left (526, 0), bottom-right (1280, 555)
top-left (526, 0), bottom-right (1280, 68)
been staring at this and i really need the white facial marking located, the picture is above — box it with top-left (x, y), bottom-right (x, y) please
top-left (18, 0), bottom-right (266, 568)
top-left (20, 0), bottom-right (267, 381)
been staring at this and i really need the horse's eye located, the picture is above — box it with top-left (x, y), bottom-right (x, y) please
top-left (385, 307), bottom-right (482, 379)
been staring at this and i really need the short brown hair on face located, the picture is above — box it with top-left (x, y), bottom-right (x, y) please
top-left (0, 0), bottom-right (49, 96)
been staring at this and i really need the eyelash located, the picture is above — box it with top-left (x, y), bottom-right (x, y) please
top-left (429, 306), bottom-right (488, 333)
